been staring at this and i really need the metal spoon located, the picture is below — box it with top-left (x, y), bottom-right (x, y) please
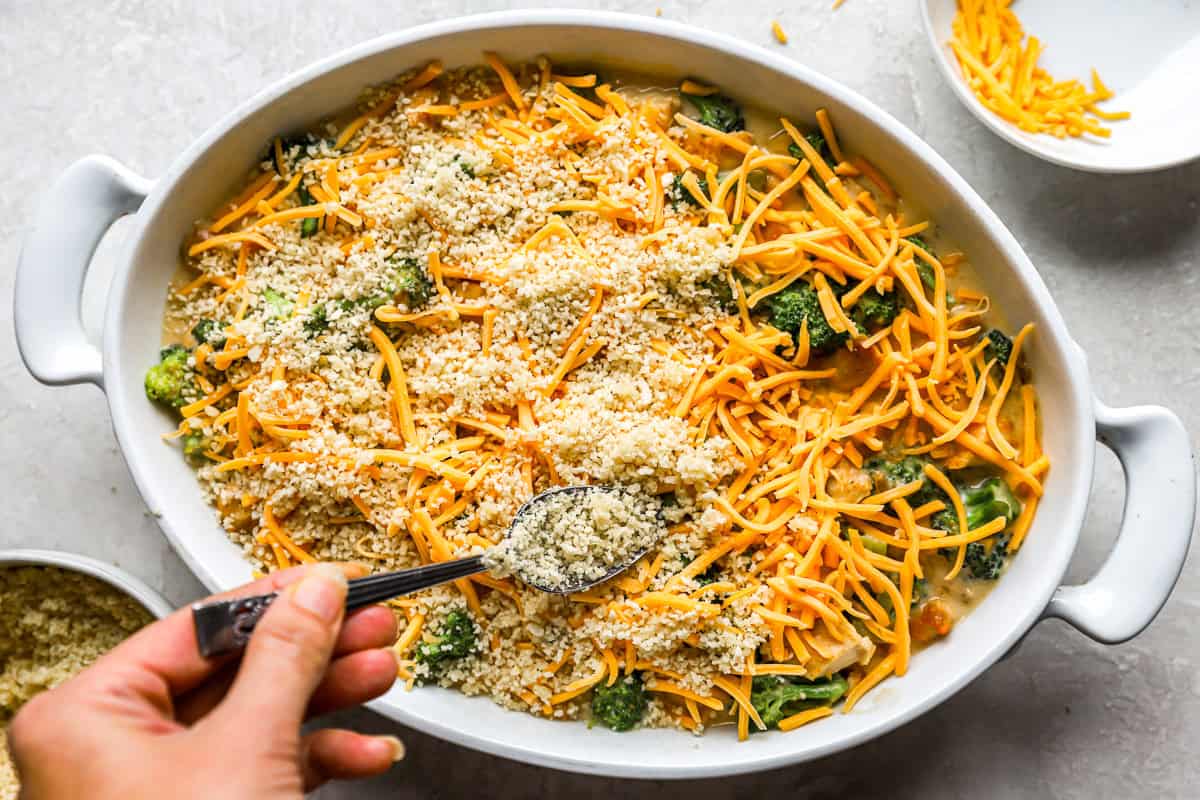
top-left (192, 485), bottom-right (657, 657)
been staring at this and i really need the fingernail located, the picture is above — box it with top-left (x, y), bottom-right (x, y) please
top-left (378, 735), bottom-right (405, 762)
top-left (343, 561), bottom-right (371, 579)
top-left (291, 563), bottom-right (347, 622)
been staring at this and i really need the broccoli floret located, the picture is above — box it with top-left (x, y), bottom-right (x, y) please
top-left (787, 132), bottom-right (831, 163)
top-left (865, 455), bottom-right (926, 493)
top-left (181, 431), bottom-right (209, 463)
top-left (591, 673), bottom-right (648, 731)
top-left (190, 318), bottom-right (227, 348)
top-left (390, 255), bottom-right (434, 308)
top-left (415, 609), bottom-right (477, 672)
top-left (829, 279), bottom-right (897, 331)
top-left (960, 477), bottom-right (1021, 530)
top-left (330, 263), bottom-right (425, 321)
top-left (984, 329), bottom-right (1013, 367)
top-left (303, 303), bottom-right (329, 337)
top-left (668, 172), bottom-right (710, 208)
top-left (849, 288), bottom-right (898, 331)
top-left (144, 345), bottom-right (195, 409)
top-left (297, 185), bottom-right (320, 238)
top-left (751, 674), bottom-right (849, 730)
top-left (964, 534), bottom-right (1011, 580)
top-left (937, 476), bottom-right (1021, 577)
top-left (262, 287), bottom-right (293, 319)
top-left (868, 460), bottom-right (1020, 534)
top-left (699, 274), bottom-right (738, 314)
top-left (768, 283), bottom-right (846, 354)
top-left (929, 506), bottom-right (958, 533)
top-left (341, 257), bottom-right (435, 318)
top-left (682, 92), bottom-right (744, 132)
top-left (864, 456), bottom-right (955, 518)
top-left (866, 455), bottom-right (925, 487)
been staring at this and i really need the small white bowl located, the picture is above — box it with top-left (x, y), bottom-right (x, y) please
top-left (921, 0), bottom-right (1200, 173)
top-left (0, 548), bottom-right (173, 620)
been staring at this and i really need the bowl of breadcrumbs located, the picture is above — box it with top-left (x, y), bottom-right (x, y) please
top-left (0, 550), bottom-right (170, 798)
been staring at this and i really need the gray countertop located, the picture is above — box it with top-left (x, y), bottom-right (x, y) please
top-left (2, 1), bottom-right (1197, 797)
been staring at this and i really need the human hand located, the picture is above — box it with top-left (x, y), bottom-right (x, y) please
top-left (7, 563), bottom-right (403, 799)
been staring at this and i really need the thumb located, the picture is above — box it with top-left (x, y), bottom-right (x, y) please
top-left (212, 563), bottom-right (348, 735)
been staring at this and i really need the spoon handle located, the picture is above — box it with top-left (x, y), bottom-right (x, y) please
top-left (346, 556), bottom-right (487, 606)
top-left (192, 556), bottom-right (488, 658)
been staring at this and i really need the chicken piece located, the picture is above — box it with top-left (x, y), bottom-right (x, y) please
top-left (828, 463), bottom-right (872, 503)
top-left (942, 447), bottom-right (979, 471)
top-left (805, 627), bottom-right (877, 678)
top-left (638, 93), bottom-right (680, 130)
top-left (406, 87), bottom-right (443, 125)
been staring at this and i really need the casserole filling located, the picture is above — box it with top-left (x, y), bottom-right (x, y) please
top-left (151, 55), bottom-right (1047, 735)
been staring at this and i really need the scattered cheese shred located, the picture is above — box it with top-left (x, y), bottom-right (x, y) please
top-left (949, 0), bottom-right (1129, 139)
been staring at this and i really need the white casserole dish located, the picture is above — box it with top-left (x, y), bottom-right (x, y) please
top-left (14, 10), bottom-right (1196, 779)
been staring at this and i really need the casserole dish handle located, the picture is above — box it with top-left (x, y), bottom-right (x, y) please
top-left (1044, 399), bottom-right (1195, 643)
top-left (14, 155), bottom-right (152, 388)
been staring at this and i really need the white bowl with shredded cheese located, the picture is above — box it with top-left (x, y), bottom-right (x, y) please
top-left (922, 0), bottom-right (1200, 173)
top-left (15, 10), bottom-right (1194, 778)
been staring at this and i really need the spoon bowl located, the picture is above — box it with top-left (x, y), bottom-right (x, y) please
top-left (499, 484), bottom-right (662, 594)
